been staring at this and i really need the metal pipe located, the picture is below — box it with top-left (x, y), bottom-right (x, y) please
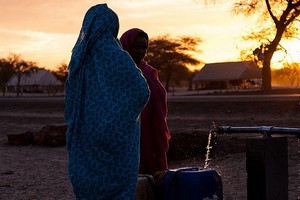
top-left (215, 126), bottom-right (300, 138)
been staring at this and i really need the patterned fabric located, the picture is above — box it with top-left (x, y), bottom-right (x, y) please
top-left (120, 28), bottom-right (171, 175)
top-left (65, 4), bottom-right (150, 200)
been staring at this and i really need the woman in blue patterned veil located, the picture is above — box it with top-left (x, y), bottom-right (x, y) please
top-left (65, 4), bottom-right (150, 199)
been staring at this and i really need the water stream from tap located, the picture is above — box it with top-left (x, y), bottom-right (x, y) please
top-left (204, 122), bottom-right (217, 169)
top-left (203, 130), bottom-right (212, 169)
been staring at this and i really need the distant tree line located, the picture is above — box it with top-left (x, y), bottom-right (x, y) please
top-left (0, 54), bottom-right (68, 96)
top-left (2, 30), bottom-right (300, 96)
top-left (273, 62), bottom-right (300, 88)
top-left (1, 35), bottom-right (204, 94)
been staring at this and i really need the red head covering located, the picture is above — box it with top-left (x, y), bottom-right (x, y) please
top-left (120, 28), bottom-right (149, 53)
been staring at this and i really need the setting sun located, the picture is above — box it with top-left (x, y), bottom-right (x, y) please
top-left (270, 38), bottom-right (300, 69)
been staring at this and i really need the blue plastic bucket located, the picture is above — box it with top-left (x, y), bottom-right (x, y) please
top-left (159, 167), bottom-right (223, 200)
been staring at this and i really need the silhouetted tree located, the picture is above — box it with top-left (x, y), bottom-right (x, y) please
top-left (7, 54), bottom-right (39, 97)
top-left (146, 35), bottom-right (203, 92)
top-left (52, 63), bottom-right (68, 85)
top-left (210, 0), bottom-right (300, 92)
top-left (0, 58), bottom-right (14, 95)
top-left (274, 62), bottom-right (300, 87)
top-left (239, 48), bottom-right (256, 62)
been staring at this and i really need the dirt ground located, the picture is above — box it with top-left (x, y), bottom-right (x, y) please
top-left (0, 95), bottom-right (299, 199)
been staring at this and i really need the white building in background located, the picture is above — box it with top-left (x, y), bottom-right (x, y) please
top-left (5, 69), bottom-right (63, 95)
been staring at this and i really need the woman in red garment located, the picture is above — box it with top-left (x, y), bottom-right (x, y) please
top-left (120, 28), bottom-right (171, 175)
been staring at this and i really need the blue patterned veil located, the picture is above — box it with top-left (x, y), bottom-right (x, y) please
top-left (65, 4), bottom-right (149, 200)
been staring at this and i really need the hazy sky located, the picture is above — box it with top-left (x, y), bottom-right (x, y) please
top-left (0, 0), bottom-right (256, 70)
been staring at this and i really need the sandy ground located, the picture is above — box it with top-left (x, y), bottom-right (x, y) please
top-left (0, 94), bottom-right (299, 200)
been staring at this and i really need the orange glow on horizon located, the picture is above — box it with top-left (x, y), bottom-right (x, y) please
top-left (0, 1), bottom-right (299, 71)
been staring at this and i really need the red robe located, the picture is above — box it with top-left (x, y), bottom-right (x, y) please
top-left (120, 28), bottom-right (171, 174)
top-left (138, 60), bottom-right (171, 174)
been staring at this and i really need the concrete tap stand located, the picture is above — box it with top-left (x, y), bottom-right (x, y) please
top-left (246, 136), bottom-right (288, 200)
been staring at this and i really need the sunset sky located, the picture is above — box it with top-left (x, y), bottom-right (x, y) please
top-left (0, 0), bottom-right (299, 71)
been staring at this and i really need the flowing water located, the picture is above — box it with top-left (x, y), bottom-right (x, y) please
top-left (203, 122), bottom-right (217, 169)
top-left (203, 131), bottom-right (212, 169)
